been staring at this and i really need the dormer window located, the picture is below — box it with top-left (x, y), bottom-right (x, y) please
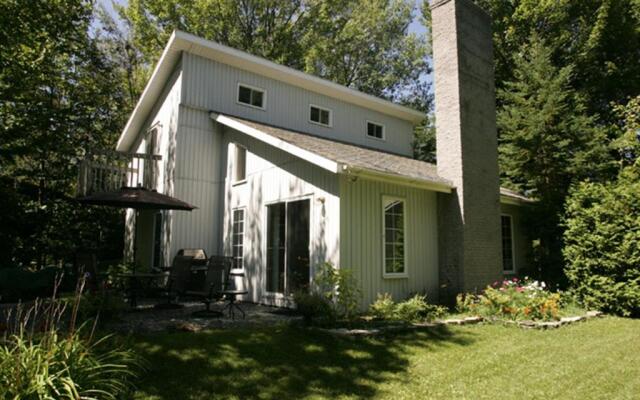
top-left (309, 104), bottom-right (332, 127)
top-left (237, 83), bottom-right (265, 109)
top-left (367, 121), bottom-right (385, 140)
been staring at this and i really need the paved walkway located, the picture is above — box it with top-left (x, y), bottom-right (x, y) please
top-left (107, 300), bottom-right (302, 333)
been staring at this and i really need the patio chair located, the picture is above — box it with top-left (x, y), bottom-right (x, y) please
top-left (220, 260), bottom-right (248, 320)
top-left (154, 255), bottom-right (193, 309)
top-left (188, 255), bottom-right (231, 318)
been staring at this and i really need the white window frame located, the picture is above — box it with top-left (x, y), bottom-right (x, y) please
top-left (501, 214), bottom-right (516, 274)
top-left (231, 207), bottom-right (246, 270)
top-left (262, 193), bottom-right (314, 298)
top-left (366, 120), bottom-right (386, 141)
top-left (236, 82), bottom-right (266, 110)
top-left (232, 143), bottom-right (247, 185)
top-left (308, 104), bottom-right (333, 128)
top-left (382, 195), bottom-right (408, 279)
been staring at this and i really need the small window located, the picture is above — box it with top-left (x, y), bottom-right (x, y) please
top-left (237, 84), bottom-right (265, 109)
top-left (232, 209), bottom-right (245, 269)
top-left (501, 215), bottom-right (515, 272)
top-left (309, 105), bottom-right (332, 127)
top-left (367, 121), bottom-right (385, 140)
top-left (233, 144), bottom-right (246, 183)
top-left (383, 197), bottom-right (406, 277)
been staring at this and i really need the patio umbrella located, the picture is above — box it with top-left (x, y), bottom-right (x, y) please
top-left (77, 186), bottom-right (197, 272)
top-left (77, 187), bottom-right (197, 211)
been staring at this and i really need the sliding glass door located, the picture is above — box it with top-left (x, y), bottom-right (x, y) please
top-left (266, 199), bottom-right (310, 295)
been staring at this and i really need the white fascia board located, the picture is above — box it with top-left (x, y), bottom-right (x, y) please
top-left (212, 113), bottom-right (340, 174)
top-left (500, 195), bottom-right (533, 206)
top-left (116, 32), bottom-right (184, 152)
top-left (342, 166), bottom-right (454, 193)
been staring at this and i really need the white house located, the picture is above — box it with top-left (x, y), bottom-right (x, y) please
top-left (115, 0), bottom-right (532, 307)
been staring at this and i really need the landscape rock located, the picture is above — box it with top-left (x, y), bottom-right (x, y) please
top-left (586, 311), bottom-right (603, 318)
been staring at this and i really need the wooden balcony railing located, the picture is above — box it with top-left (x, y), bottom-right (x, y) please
top-left (77, 150), bottom-right (162, 196)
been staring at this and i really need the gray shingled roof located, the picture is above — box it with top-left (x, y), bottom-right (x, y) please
top-left (221, 115), bottom-right (533, 203)
top-left (224, 115), bottom-right (452, 188)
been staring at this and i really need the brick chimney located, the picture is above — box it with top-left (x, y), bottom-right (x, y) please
top-left (431, 0), bottom-right (502, 299)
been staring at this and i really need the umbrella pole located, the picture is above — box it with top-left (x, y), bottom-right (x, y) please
top-left (133, 209), bottom-right (138, 275)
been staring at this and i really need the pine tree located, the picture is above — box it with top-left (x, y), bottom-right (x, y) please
top-left (497, 35), bottom-right (613, 283)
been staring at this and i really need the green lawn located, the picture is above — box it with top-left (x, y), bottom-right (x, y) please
top-left (131, 317), bottom-right (639, 400)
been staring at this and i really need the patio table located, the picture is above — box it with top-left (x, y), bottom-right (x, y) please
top-left (118, 272), bottom-right (168, 308)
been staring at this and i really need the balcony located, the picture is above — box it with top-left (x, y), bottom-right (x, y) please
top-left (77, 150), bottom-right (162, 196)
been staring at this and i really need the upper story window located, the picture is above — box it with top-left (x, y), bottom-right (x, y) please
top-left (367, 121), bottom-right (385, 140)
top-left (309, 104), bottom-right (332, 127)
top-left (501, 215), bottom-right (515, 273)
top-left (233, 143), bottom-right (247, 183)
top-left (383, 196), bottom-right (407, 277)
top-left (237, 83), bottom-right (265, 109)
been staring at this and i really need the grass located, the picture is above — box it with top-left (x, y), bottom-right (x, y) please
top-left (130, 317), bottom-right (639, 399)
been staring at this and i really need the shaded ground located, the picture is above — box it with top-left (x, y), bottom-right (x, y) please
top-left (130, 317), bottom-right (639, 400)
top-left (107, 301), bottom-right (302, 333)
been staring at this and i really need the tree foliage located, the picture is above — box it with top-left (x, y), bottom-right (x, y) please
top-left (114, 0), bottom-right (431, 108)
top-left (563, 98), bottom-right (640, 316)
top-left (0, 0), bottom-right (126, 268)
top-left (472, 0), bottom-right (640, 122)
top-left (497, 35), bottom-right (613, 282)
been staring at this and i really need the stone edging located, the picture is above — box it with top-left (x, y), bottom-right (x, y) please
top-left (319, 311), bottom-right (603, 337)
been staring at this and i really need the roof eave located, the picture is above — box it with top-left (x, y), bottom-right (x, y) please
top-left (341, 165), bottom-right (454, 193)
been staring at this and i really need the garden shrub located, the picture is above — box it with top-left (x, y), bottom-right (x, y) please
top-left (0, 278), bottom-right (142, 399)
top-left (77, 290), bottom-right (128, 322)
top-left (456, 278), bottom-right (561, 321)
top-left (314, 262), bottom-right (362, 320)
top-left (369, 293), bottom-right (447, 323)
top-left (369, 293), bottom-right (396, 320)
top-left (292, 291), bottom-right (335, 325)
top-left (563, 177), bottom-right (640, 317)
top-left (0, 267), bottom-right (58, 302)
top-left (562, 96), bottom-right (640, 317)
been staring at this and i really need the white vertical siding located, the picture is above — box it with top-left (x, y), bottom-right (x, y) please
top-left (168, 107), bottom-right (224, 259)
top-left (340, 176), bottom-right (440, 308)
top-left (221, 126), bottom-right (340, 306)
top-left (124, 65), bottom-right (182, 267)
top-left (181, 53), bottom-right (416, 156)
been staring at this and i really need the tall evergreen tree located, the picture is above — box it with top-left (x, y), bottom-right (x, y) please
top-left (497, 35), bottom-right (613, 283)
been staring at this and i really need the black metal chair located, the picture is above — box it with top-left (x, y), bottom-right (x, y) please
top-left (220, 260), bottom-right (248, 320)
top-left (154, 255), bottom-right (192, 309)
top-left (188, 256), bottom-right (230, 318)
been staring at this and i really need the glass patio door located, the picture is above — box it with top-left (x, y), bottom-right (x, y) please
top-left (266, 199), bottom-right (310, 295)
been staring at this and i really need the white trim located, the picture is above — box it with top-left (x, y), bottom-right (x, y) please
top-left (212, 113), bottom-right (340, 173)
top-left (501, 213), bottom-right (516, 273)
top-left (308, 104), bottom-right (333, 128)
top-left (382, 195), bottom-right (408, 279)
top-left (366, 120), bottom-right (386, 141)
top-left (231, 207), bottom-right (246, 270)
top-left (231, 142), bottom-right (248, 183)
top-left (236, 82), bottom-right (266, 110)
top-left (116, 30), bottom-right (425, 151)
top-left (342, 166), bottom-right (453, 193)
top-left (262, 195), bottom-right (314, 297)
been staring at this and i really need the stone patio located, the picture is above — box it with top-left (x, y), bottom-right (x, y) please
top-left (107, 300), bottom-right (303, 333)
